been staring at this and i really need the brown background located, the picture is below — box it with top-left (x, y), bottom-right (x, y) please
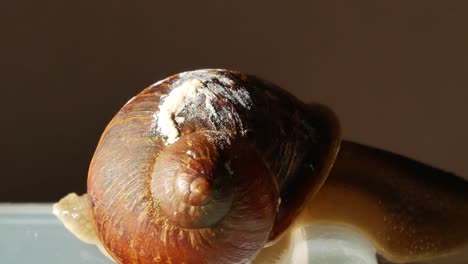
top-left (1, 1), bottom-right (467, 202)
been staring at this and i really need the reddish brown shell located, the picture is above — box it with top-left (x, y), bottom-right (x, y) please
top-left (87, 69), bottom-right (340, 263)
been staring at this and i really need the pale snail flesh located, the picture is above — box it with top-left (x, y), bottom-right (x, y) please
top-left (53, 69), bottom-right (468, 264)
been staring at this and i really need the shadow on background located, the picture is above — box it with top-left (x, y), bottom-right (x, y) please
top-left (1, 1), bottom-right (467, 201)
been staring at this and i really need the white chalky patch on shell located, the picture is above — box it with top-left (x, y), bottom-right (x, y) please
top-left (186, 150), bottom-right (196, 158)
top-left (153, 70), bottom-right (253, 145)
top-left (155, 79), bottom-right (203, 144)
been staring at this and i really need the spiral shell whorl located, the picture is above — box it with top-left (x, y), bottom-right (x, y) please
top-left (88, 70), bottom-right (280, 263)
top-left (151, 132), bottom-right (236, 229)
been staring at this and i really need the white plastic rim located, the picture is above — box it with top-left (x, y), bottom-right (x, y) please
top-left (0, 204), bottom-right (379, 264)
top-left (287, 224), bottom-right (378, 264)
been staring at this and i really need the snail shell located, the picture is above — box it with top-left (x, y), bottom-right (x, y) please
top-left (87, 69), bottom-right (340, 263)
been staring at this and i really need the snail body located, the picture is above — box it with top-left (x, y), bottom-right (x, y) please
top-left (54, 69), bottom-right (468, 264)
top-left (86, 70), bottom-right (339, 263)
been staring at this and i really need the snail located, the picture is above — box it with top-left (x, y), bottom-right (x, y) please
top-left (53, 69), bottom-right (468, 264)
